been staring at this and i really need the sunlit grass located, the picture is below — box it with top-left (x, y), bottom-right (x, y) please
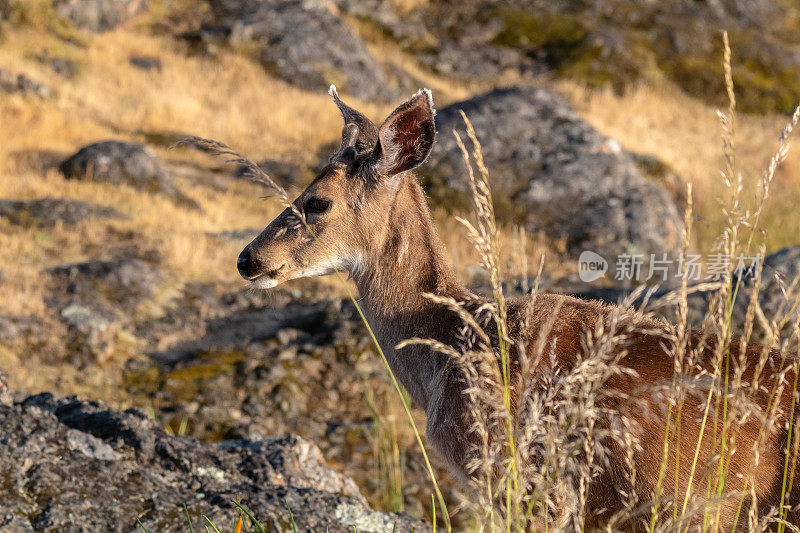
top-left (2, 14), bottom-right (800, 532)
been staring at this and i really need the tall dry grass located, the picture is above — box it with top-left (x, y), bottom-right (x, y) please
top-left (392, 33), bottom-right (800, 531)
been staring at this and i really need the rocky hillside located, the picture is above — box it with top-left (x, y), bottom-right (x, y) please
top-left (3, 1), bottom-right (799, 113)
top-left (0, 373), bottom-right (430, 532)
top-left (335, 0), bottom-right (800, 114)
top-left (151, 0), bottom-right (800, 114)
top-left (0, 0), bottom-right (799, 530)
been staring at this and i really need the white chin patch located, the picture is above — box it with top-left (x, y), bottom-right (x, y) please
top-left (251, 276), bottom-right (279, 289)
top-left (296, 254), bottom-right (363, 280)
top-left (295, 264), bottom-right (337, 278)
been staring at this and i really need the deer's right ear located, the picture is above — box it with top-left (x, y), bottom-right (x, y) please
top-left (372, 89), bottom-right (436, 177)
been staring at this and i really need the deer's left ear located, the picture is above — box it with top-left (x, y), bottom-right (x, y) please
top-left (372, 89), bottom-right (436, 177)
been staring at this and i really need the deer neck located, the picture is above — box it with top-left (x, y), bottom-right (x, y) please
top-left (352, 177), bottom-right (469, 409)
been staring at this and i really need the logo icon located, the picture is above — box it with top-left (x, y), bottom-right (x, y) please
top-left (578, 251), bottom-right (608, 283)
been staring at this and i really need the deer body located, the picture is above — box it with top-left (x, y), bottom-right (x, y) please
top-left (236, 87), bottom-right (799, 529)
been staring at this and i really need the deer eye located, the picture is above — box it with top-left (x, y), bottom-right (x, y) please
top-left (304, 197), bottom-right (331, 220)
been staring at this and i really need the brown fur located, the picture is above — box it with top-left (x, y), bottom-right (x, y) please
top-left (237, 89), bottom-right (799, 529)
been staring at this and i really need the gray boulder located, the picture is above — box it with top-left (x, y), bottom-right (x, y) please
top-left (49, 255), bottom-right (162, 316)
top-left (53, 0), bottom-right (150, 32)
top-left (48, 255), bottom-right (163, 360)
top-left (204, 0), bottom-right (398, 102)
top-left (422, 86), bottom-right (684, 260)
top-left (59, 141), bottom-right (199, 209)
top-left (58, 140), bottom-right (167, 189)
top-left (129, 55), bottom-right (161, 71)
top-left (0, 197), bottom-right (124, 228)
top-left (754, 246), bottom-right (800, 318)
top-left (0, 387), bottom-right (431, 532)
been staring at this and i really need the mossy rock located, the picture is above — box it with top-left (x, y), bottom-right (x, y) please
top-left (160, 350), bottom-right (245, 403)
top-left (493, 7), bottom-right (588, 61)
top-left (630, 153), bottom-right (687, 209)
top-left (488, 8), bottom-right (653, 93)
top-left (490, 8), bottom-right (589, 69)
top-left (657, 29), bottom-right (800, 114)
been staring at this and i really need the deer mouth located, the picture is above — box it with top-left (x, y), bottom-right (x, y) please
top-left (247, 264), bottom-right (287, 289)
top-left (250, 275), bottom-right (279, 289)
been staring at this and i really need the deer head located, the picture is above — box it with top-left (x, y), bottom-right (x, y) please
top-left (237, 86), bottom-right (436, 289)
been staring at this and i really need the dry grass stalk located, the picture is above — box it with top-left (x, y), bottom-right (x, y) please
top-left (399, 34), bottom-right (800, 532)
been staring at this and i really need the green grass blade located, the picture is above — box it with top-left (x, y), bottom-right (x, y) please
top-left (777, 366), bottom-right (799, 533)
top-left (232, 500), bottom-right (265, 533)
top-left (432, 494), bottom-right (436, 533)
top-left (284, 499), bottom-right (298, 533)
top-left (183, 504), bottom-right (195, 533)
top-left (203, 516), bottom-right (223, 533)
top-left (136, 518), bottom-right (151, 533)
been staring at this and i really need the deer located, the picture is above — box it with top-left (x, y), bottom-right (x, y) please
top-left (235, 86), bottom-right (799, 530)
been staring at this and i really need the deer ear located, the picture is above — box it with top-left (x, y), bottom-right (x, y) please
top-left (329, 85), bottom-right (378, 153)
top-left (372, 89), bottom-right (436, 176)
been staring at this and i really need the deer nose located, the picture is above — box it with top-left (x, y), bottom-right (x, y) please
top-left (237, 248), bottom-right (255, 279)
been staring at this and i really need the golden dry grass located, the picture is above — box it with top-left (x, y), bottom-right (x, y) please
top-left (0, 28), bottom-right (321, 314)
top-left (0, 24), bottom-right (547, 317)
